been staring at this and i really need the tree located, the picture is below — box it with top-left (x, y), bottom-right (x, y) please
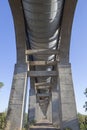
top-left (78, 113), bottom-right (87, 130)
top-left (84, 88), bottom-right (87, 97)
top-left (0, 82), bottom-right (4, 89)
top-left (0, 112), bottom-right (6, 129)
top-left (23, 113), bottom-right (28, 129)
top-left (83, 88), bottom-right (87, 111)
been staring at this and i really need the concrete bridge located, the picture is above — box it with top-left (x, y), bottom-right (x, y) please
top-left (5, 0), bottom-right (79, 130)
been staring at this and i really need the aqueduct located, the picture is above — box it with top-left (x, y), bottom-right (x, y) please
top-left (5, 0), bottom-right (79, 130)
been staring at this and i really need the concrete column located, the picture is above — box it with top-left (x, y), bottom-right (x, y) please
top-left (59, 0), bottom-right (77, 64)
top-left (51, 75), bottom-right (61, 128)
top-left (52, 90), bottom-right (60, 127)
top-left (5, 64), bottom-right (28, 130)
top-left (58, 63), bottom-right (79, 130)
top-left (28, 77), bottom-right (36, 124)
top-left (9, 0), bottom-right (27, 64)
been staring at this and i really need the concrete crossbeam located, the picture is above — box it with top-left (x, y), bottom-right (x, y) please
top-left (35, 82), bottom-right (51, 86)
top-left (25, 49), bottom-right (59, 55)
top-left (37, 93), bottom-right (50, 97)
top-left (27, 61), bottom-right (57, 66)
top-left (36, 86), bottom-right (50, 90)
top-left (28, 71), bottom-right (57, 77)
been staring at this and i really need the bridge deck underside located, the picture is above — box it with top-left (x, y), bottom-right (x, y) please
top-left (22, 0), bottom-right (64, 118)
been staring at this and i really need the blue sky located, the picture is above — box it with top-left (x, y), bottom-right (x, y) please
top-left (0, 0), bottom-right (87, 115)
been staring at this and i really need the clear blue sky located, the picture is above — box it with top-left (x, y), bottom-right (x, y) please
top-left (0, 0), bottom-right (87, 115)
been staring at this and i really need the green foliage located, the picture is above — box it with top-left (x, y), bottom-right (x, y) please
top-left (23, 113), bottom-right (36, 128)
top-left (83, 88), bottom-right (87, 111)
top-left (23, 113), bottom-right (28, 129)
top-left (0, 112), bottom-right (6, 129)
top-left (78, 113), bottom-right (87, 130)
top-left (1, 112), bottom-right (87, 130)
top-left (22, 128), bottom-right (27, 130)
top-left (0, 82), bottom-right (4, 88)
top-left (29, 119), bottom-right (36, 126)
top-left (64, 128), bottom-right (71, 130)
top-left (84, 88), bottom-right (87, 97)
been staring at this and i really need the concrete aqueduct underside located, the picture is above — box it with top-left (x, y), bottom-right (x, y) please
top-left (5, 0), bottom-right (79, 130)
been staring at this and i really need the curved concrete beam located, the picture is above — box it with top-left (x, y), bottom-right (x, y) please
top-left (9, 0), bottom-right (27, 64)
top-left (59, 0), bottom-right (77, 64)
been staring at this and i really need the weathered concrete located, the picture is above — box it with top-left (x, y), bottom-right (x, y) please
top-left (35, 87), bottom-right (52, 122)
top-left (59, 0), bottom-right (77, 64)
top-left (5, 0), bottom-right (80, 130)
top-left (30, 119), bottom-right (59, 130)
top-left (52, 90), bottom-right (60, 127)
top-left (28, 77), bottom-right (36, 123)
top-left (47, 100), bottom-right (52, 123)
top-left (9, 0), bottom-right (27, 64)
top-left (58, 63), bottom-right (79, 130)
top-left (5, 1), bottom-right (28, 129)
top-left (5, 64), bottom-right (28, 130)
top-left (36, 102), bottom-right (47, 121)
